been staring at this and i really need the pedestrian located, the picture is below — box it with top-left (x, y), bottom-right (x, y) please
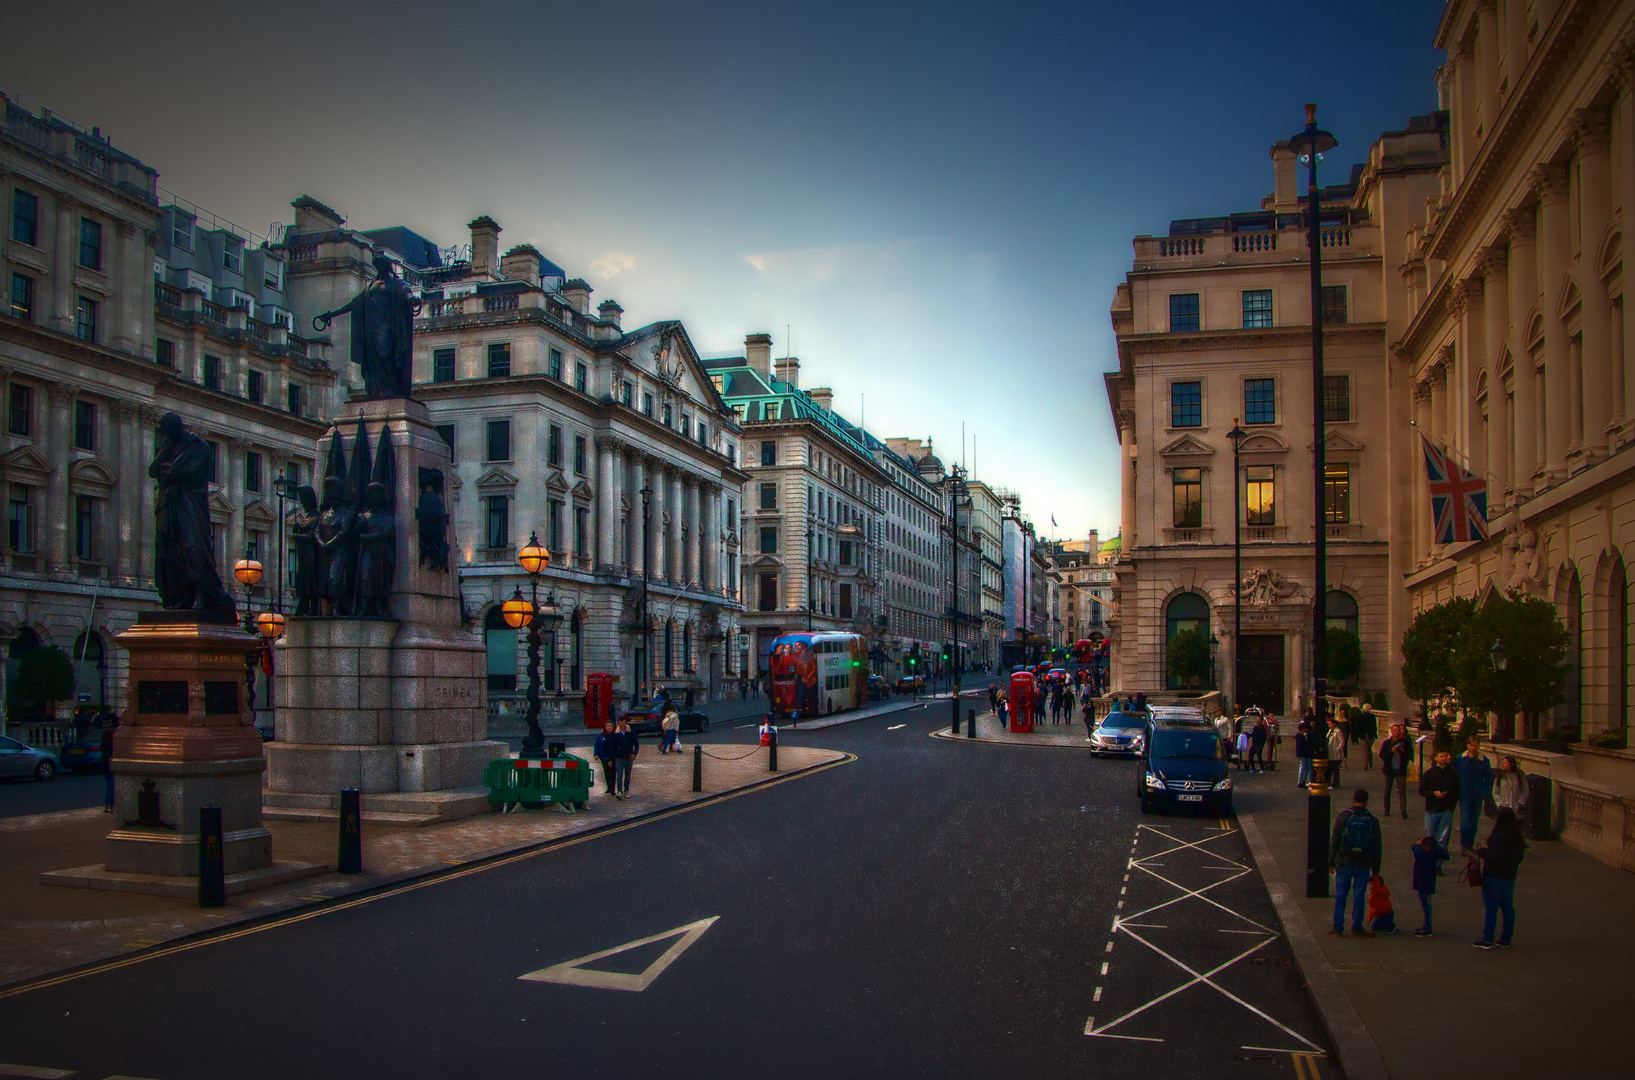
top-left (660, 704), bottom-right (680, 755)
top-left (1249, 716), bottom-right (1268, 774)
top-left (1336, 706), bottom-right (1353, 762)
top-left (1294, 720), bottom-right (1314, 788)
top-left (1453, 736), bottom-right (1493, 855)
top-left (1380, 722), bottom-right (1413, 820)
top-left (99, 715), bottom-right (119, 812)
top-left (1035, 690), bottom-right (1046, 724)
top-left (1062, 687), bottom-right (1075, 726)
top-left (988, 683), bottom-right (999, 712)
top-left (1328, 788), bottom-right (1383, 938)
top-left (1235, 728), bottom-right (1252, 771)
top-left (996, 689), bottom-right (1008, 727)
top-left (1473, 806), bottom-right (1527, 950)
top-left (613, 716), bottom-right (637, 799)
top-left (1419, 749), bottom-right (1460, 873)
top-left (1410, 833), bottom-right (1448, 937)
top-left (1327, 716), bottom-right (1346, 787)
top-left (1355, 703), bottom-right (1379, 769)
top-left (739, 679), bottom-right (748, 702)
top-left (1367, 872), bottom-right (1397, 934)
top-left (1493, 755), bottom-right (1528, 816)
top-left (594, 719), bottom-right (617, 796)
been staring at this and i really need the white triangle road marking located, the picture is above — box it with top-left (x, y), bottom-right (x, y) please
top-left (519, 916), bottom-right (720, 992)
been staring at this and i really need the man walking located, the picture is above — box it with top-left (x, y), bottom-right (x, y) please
top-left (1453, 736), bottom-right (1493, 855)
top-left (593, 720), bottom-right (617, 796)
top-left (1380, 722), bottom-right (1412, 819)
top-left (1355, 703), bottom-right (1379, 770)
top-left (1419, 749), bottom-right (1460, 872)
top-left (613, 716), bottom-right (638, 799)
top-left (1329, 789), bottom-right (1383, 937)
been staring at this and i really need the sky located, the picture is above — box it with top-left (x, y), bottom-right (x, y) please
top-left (2, 0), bottom-right (1446, 540)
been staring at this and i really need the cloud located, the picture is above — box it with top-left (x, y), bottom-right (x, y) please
top-left (589, 251), bottom-right (637, 280)
top-left (743, 245), bottom-right (848, 284)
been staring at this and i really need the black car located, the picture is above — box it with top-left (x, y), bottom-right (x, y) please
top-left (1088, 710), bottom-right (1145, 756)
top-left (622, 701), bottom-right (711, 737)
top-left (56, 738), bottom-right (106, 773)
top-left (1137, 717), bottom-right (1232, 815)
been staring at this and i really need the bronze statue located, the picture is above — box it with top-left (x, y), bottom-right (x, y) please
top-left (289, 485), bottom-right (320, 616)
top-left (312, 255), bottom-right (420, 399)
top-left (316, 476), bottom-right (358, 616)
top-left (355, 482), bottom-right (396, 617)
top-left (415, 468), bottom-right (449, 572)
top-left (149, 413), bottom-right (235, 613)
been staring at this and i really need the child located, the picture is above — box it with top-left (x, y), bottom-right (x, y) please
top-left (1367, 873), bottom-right (1397, 934)
top-left (1410, 834), bottom-right (1448, 938)
top-left (1235, 728), bottom-right (1253, 770)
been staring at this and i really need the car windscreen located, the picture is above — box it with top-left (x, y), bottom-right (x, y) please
top-left (1101, 713), bottom-right (1145, 730)
top-left (1151, 730), bottom-right (1222, 760)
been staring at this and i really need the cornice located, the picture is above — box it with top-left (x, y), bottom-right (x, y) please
top-left (1118, 322), bottom-right (1386, 356)
top-left (0, 132), bottom-right (162, 221)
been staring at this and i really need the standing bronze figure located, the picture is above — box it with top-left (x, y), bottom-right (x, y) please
top-left (355, 482), bottom-right (396, 617)
top-left (312, 255), bottom-right (420, 399)
top-left (316, 476), bottom-right (359, 616)
top-left (415, 468), bottom-right (449, 572)
top-left (149, 413), bottom-right (235, 613)
top-left (289, 485), bottom-right (321, 616)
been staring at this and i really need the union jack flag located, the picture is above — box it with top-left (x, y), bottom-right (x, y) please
top-left (1422, 434), bottom-right (1489, 544)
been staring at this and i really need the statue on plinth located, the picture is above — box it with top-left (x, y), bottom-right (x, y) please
top-left (316, 476), bottom-right (359, 616)
top-left (289, 485), bottom-right (321, 616)
top-left (149, 413), bottom-right (235, 614)
top-left (415, 468), bottom-right (449, 573)
top-left (312, 255), bottom-right (420, 399)
top-left (356, 482), bottom-right (396, 617)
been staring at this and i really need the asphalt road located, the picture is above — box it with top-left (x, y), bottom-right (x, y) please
top-left (0, 700), bottom-right (1336, 1080)
top-left (0, 769), bottom-right (104, 817)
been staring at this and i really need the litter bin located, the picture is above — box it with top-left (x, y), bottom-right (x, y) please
top-left (1525, 773), bottom-right (1555, 840)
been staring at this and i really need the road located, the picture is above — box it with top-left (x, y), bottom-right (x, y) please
top-left (0, 699), bottom-right (1335, 1079)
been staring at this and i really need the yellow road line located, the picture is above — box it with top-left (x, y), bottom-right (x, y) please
top-left (0, 753), bottom-right (856, 1001)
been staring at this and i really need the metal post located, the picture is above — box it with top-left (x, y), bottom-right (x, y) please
top-left (949, 468), bottom-right (961, 735)
top-left (768, 728), bottom-right (778, 772)
top-left (641, 486), bottom-right (653, 696)
top-left (967, 706), bottom-right (975, 739)
top-left (337, 787), bottom-right (362, 873)
top-left (1306, 758), bottom-right (1331, 898)
top-left (198, 805), bottom-right (225, 908)
top-left (1230, 421), bottom-right (1245, 712)
top-left (692, 744), bottom-right (702, 792)
top-left (523, 577), bottom-right (544, 754)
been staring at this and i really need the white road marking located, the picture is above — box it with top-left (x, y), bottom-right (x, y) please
top-left (887, 724), bottom-right (906, 731)
top-left (519, 916), bottom-right (719, 992)
top-left (1093, 986), bottom-right (1103, 1001)
top-left (1100, 962), bottom-right (1109, 976)
top-left (1105, 941), bottom-right (1114, 953)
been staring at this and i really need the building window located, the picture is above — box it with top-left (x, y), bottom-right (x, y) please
top-left (223, 244), bottom-right (242, 274)
top-left (78, 218), bottom-right (102, 271)
top-left (548, 499), bottom-right (564, 551)
top-left (663, 403), bottom-right (673, 428)
top-left (643, 392), bottom-right (654, 417)
top-left (8, 385), bottom-right (30, 436)
top-left (548, 347), bottom-right (563, 380)
top-left (621, 381), bottom-right (633, 407)
top-left (8, 484), bottom-right (33, 553)
top-left (485, 496), bottom-right (510, 549)
top-left (487, 343), bottom-right (511, 379)
top-left (11, 190), bottom-right (37, 246)
top-left (574, 435), bottom-right (587, 476)
top-left (74, 495), bottom-right (97, 561)
top-left (171, 218), bottom-right (192, 251)
top-left (1323, 374), bottom-right (1351, 422)
top-left (206, 441), bottom-right (220, 484)
top-left (203, 354), bottom-right (221, 391)
top-left (247, 370), bottom-right (265, 404)
top-left (287, 383), bottom-right (303, 416)
top-left (245, 450), bottom-right (264, 493)
top-left (1244, 378), bottom-right (1276, 424)
top-left (760, 440), bottom-right (777, 466)
top-left (9, 273), bottom-right (32, 322)
top-left (574, 506), bottom-right (588, 556)
top-left (1170, 381), bottom-right (1202, 427)
top-left (760, 482), bottom-right (777, 510)
top-left (1164, 592), bottom-right (1210, 690)
top-left (433, 348), bottom-right (456, 383)
top-left (1324, 462), bottom-right (1352, 524)
top-left (155, 338), bottom-right (174, 368)
top-left (697, 422), bottom-right (707, 446)
top-left (1320, 284), bottom-right (1348, 325)
top-left (75, 296), bottom-right (97, 342)
top-left (759, 526), bottom-right (778, 554)
top-left (73, 401), bottom-right (95, 451)
top-left (484, 606), bottom-right (517, 692)
top-left (486, 419), bottom-right (511, 462)
top-left (1169, 293), bottom-right (1200, 333)
top-left (1241, 289), bottom-right (1273, 329)
top-left (758, 573), bottom-right (778, 612)
top-left (1172, 467), bottom-right (1203, 529)
top-left (435, 424), bottom-right (456, 462)
top-left (548, 424), bottom-right (562, 467)
top-left (1244, 465), bottom-right (1275, 526)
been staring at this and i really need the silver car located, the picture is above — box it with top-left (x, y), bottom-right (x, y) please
top-left (0, 735), bottom-right (58, 781)
top-left (1089, 710), bottom-right (1147, 756)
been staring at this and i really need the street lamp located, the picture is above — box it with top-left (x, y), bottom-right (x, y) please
top-left (1228, 418), bottom-right (1248, 713)
top-left (1289, 102), bottom-right (1338, 900)
top-left (271, 470), bottom-right (300, 615)
top-left (232, 548), bottom-right (264, 712)
top-left (805, 522), bottom-right (815, 631)
top-left (640, 485), bottom-right (653, 701)
top-left (511, 531), bottom-right (560, 756)
top-left (946, 465), bottom-right (969, 731)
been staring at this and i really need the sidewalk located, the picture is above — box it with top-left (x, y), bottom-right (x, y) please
top-left (930, 708), bottom-right (1094, 748)
top-left (0, 742), bottom-right (847, 994)
top-left (1235, 762), bottom-right (1634, 1080)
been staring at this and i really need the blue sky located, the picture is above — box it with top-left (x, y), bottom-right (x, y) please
top-left (3, 0), bottom-right (1446, 539)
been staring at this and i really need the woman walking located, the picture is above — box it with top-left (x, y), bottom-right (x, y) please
top-left (1493, 755), bottom-right (1528, 816)
top-left (660, 703), bottom-right (681, 755)
top-left (1473, 807), bottom-right (1527, 949)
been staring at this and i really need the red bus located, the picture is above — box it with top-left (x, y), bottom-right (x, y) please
top-left (768, 632), bottom-right (867, 719)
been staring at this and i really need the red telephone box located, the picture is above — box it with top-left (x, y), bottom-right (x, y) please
top-left (1009, 671), bottom-right (1036, 733)
top-left (584, 672), bottom-right (615, 729)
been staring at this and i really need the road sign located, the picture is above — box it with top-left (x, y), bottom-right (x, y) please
top-left (518, 916), bottom-right (719, 992)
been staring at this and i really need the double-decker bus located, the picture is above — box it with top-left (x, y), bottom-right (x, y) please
top-left (768, 632), bottom-right (867, 719)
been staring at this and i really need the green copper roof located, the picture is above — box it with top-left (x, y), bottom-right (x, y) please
top-left (711, 364), bottom-right (876, 462)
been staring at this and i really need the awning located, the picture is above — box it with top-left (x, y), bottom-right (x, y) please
top-left (868, 648), bottom-right (892, 664)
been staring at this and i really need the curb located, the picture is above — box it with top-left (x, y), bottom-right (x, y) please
top-left (0, 751), bottom-right (854, 999)
top-left (928, 707), bottom-right (1097, 750)
top-left (1237, 811), bottom-right (1390, 1080)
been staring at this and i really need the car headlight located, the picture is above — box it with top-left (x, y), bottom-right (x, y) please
top-left (1214, 777), bottom-right (1233, 790)
top-left (1145, 772), bottom-right (1166, 790)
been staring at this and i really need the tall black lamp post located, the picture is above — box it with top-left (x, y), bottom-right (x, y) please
top-left (232, 547), bottom-right (264, 712)
top-left (1228, 418), bottom-right (1247, 713)
top-left (640, 485), bottom-right (653, 700)
top-left (1289, 102), bottom-right (1337, 899)
top-left (946, 465), bottom-right (968, 729)
top-left (271, 469), bottom-right (300, 615)
top-left (506, 531), bottom-right (560, 757)
top-left (805, 522), bottom-right (815, 631)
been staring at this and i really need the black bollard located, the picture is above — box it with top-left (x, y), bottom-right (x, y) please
top-left (337, 787), bottom-right (362, 874)
top-left (1305, 759), bottom-right (1331, 898)
top-left (198, 805), bottom-right (225, 908)
top-left (768, 729), bottom-right (778, 772)
top-left (693, 744), bottom-right (703, 793)
top-left (967, 707), bottom-right (976, 738)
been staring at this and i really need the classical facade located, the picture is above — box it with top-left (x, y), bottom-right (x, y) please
top-left (0, 93), bottom-right (332, 728)
top-left (278, 205), bottom-right (747, 706)
top-left (966, 478), bottom-right (1009, 667)
top-left (1104, 116), bottom-right (1446, 712)
top-left (1001, 509), bottom-right (1050, 665)
top-left (1055, 531), bottom-right (1110, 644)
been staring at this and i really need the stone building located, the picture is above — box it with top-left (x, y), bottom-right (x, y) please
top-left (1001, 508), bottom-right (1049, 666)
top-left (1103, 114), bottom-right (1446, 711)
top-left (880, 437), bottom-right (972, 673)
top-left (0, 92), bottom-right (332, 729)
top-left (1055, 531), bottom-right (1110, 645)
top-left (279, 206), bottom-right (748, 707)
top-left (965, 478), bottom-right (1009, 667)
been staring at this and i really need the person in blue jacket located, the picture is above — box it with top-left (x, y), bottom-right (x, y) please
top-left (593, 720), bottom-right (616, 796)
top-left (1453, 737), bottom-right (1493, 854)
top-left (1410, 833), bottom-right (1449, 937)
top-left (1474, 807), bottom-right (1527, 949)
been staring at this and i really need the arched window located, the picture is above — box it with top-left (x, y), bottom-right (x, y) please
top-left (1556, 569), bottom-right (1583, 736)
top-left (1164, 592), bottom-right (1210, 690)
top-left (484, 606), bottom-right (517, 693)
top-left (1325, 591), bottom-right (1359, 637)
top-left (571, 608), bottom-right (584, 691)
top-left (1325, 591), bottom-right (1360, 692)
top-left (72, 631), bottom-right (105, 707)
top-left (1613, 557), bottom-right (1629, 735)
top-left (683, 622), bottom-right (692, 674)
top-left (664, 620), bottom-right (675, 678)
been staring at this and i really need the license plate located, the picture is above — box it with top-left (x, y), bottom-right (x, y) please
top-left (1178, 793), bottom-right (1204, 802)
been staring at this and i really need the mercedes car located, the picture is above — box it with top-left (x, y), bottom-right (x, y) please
top-left (1088, 710), bottom-right (1146, 756)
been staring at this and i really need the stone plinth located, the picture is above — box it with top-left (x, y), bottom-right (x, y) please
top-left (104, 612), bottom-right (273, 878)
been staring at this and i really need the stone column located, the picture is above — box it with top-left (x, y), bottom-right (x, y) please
top-left (1572, 109), bottom-right (1615, 458)
top-left (1535, 163), bottom-right (1572, 480)
top-left (1480, 249), bottom-right (1511, 497)
top-left (1505, 207), bottom-right (1540, 483)
top-left (668, 470), bottom-right (683, 585)
top-left (45, 381), bottom-right (71, 573)
top-left (226, 438), bottom-right (248, 574)
top-left (1450, 282), bottom-right (1479, 467)
top-left (1477, 1), bottom-right (1500, 139)
top-left (113, 401), bottom-right (140, 583)
top-left (1118, 409), bottom-right (1137, 553)
top-left (680, 476), bottom-right (696, 587)
top-left (596, 436), bottom-right (617, 570)
top-left (707, 483), bottom-right (721, 594)
top-left (1413, 379), bottom-right (1433, 563)
top-left (1616, 61), bottom-right (1635, 436)
top-left (113, 221), bottom-right (140, 353)
top-left (52, 195), bottom-right (76, 331)
top-left (138, 407), bottom-right (160, 586)
top-left (631, 454), bottom-right (648, 578)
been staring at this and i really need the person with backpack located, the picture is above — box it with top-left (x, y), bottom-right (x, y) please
top-left (1380, 723), bottom-right (1412, 819)
top-left (1410, 833), bottom-right (1448, 937)
top-left (1473, 806), bottom-right (1528, 949)
top-left (1419, 749), bottom-right (1460, 873)
top-left (1453, 736), bottom-right (1493, 855)
top-left (1329, 789), bottom-right (1383, 937)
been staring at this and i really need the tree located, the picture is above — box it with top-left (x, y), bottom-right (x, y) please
top-left (1166, 627), bottom-right (1211, 689)
top-left (12, 645), bottom-right (74, 717)
top-left (1400, 597), bottom-right (1477, 719)
top-left (1452, 590), bottom-right (1571, 741)
top-left (1326, 627), bottom-right (1361, 687)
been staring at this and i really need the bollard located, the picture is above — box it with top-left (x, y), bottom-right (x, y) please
top-left (768, 729), bottom-right (778, 772)
top-left (198, 805), bottom-right (225, 908)
top-left (693, 744), bottom-right (703, 793)
top-left (1305, 759), bottom-right (1331, 898)
top-left (951, 706), bottom-right (959, 735)
top-left (967, 707), bottom-right (976, 739)
top-left (337, 787), bottom-right (362, 874)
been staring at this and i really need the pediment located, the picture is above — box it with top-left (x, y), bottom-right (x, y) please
top-left (1159, 433), bottom-right (1215, 458)
top-left (750, 553), bottom-right (782, 568)
top-left (0, 443), bottom-right (52, 482)
top-left (243, 498), bottom-right (275, 526)
top-left (571, 480), bottom-right (594, 501)
top-left (476, 466), bottom-right (518, 490)
top-left (1554, 274), bottom-right (1581, 319)
top-left (1596, 224), bottom-right (1622, 281)
top-left (69, 457), bottom-right (117, 491)
top-left (1238, 432), bottom-right (1288, 454)
top-left (615, 321), bottom-right (732, 419)
top-left (545, 469), bottom-right (569, 493)
top-left (208, 490), bottom-right (235, 518)
top-left (1325, 430), bottom-right (1363, 452)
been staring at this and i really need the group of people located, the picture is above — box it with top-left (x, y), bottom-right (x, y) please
top-left (1230, 713), bottom-right (1274, 773)
top-left (1293, 702), bottom-right (1383, 788)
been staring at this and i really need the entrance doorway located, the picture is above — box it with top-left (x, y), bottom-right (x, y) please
top-left (1236, 634), bottom-right (1285, 715)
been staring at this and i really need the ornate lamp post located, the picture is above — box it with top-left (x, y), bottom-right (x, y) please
top-left (509, 532), bottom-right (560, 757)
top-left (232, 549), bottom-right (264, 712)
top-left (1228, 418), bottom-right (1248, 712)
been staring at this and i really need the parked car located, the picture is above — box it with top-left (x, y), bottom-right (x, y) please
top-left (894, 674), bottom-right (926, 694)
top-left (1088, 710), bottom-right (1146, 757)
top-left (56, 738), bottom-right (106, 773)
top-left (622, 700), bottom-right (711, 737)
top-left (1137, 716), bottom-right (1231, 815)
top-left (0, 735), bottom-right (58, 781)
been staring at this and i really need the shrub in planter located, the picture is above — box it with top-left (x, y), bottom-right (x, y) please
top-left (1587, 728), bottom-right (1629, 751)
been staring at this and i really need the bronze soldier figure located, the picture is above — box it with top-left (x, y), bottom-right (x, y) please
top-left (149, 413), bottom-right (235, 613)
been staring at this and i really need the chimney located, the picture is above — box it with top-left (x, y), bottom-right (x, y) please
top-left (775, 355), bottom-right (800, 389)
top-left (744, 332), bottom-right (772, 377)
top-left (290, 195), bottom-right (345, 234)
top-left (469, 216), bottom-right (502, 277)
top-left (562, 278), bottom-right (593, 315)
top-left (500, 244), bottom-right (541, 287)
top-left (809, 387), bottom-right (833, 411)
top-left (597, 299), bottom-right (623, 330)
top-left (1270, 143), bottom-right (1298, 209)
top-left (1087, 528), bottom-right (1099, 554)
